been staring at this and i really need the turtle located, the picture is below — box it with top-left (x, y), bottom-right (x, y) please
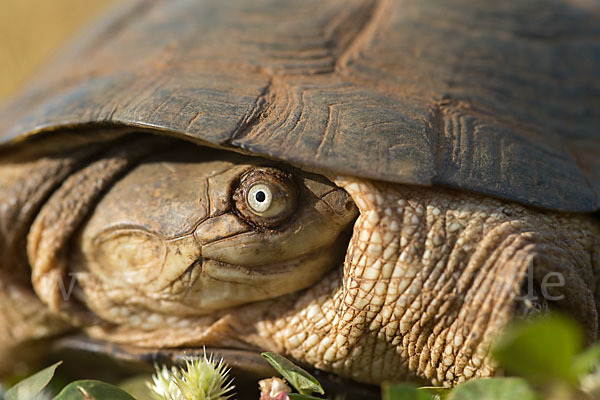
top-left (0, 0), bottom-right (599, 389)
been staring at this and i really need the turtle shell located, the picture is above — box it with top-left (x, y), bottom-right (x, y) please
top-left (0, 0), bottom-right (598, 212)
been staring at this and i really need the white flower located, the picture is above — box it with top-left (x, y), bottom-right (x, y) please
top-left (149, 364), bottom-right (185, 400)
top-left (581, 365), bottom-right (600, 399)
top-left (148, 351), bottom-right (235, 400)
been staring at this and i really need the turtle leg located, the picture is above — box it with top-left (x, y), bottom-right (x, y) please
top-left (0, 143), bottom-right (109, 377)
top-left (254, 177), bottom-right (600, 386)
top-left (0, 132), bottom-right (169, 376)
top-left (27, 136), bottom-right (169, 320)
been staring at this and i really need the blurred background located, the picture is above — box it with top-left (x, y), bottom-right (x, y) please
top-left (0, 0), bottom-right (115, 101)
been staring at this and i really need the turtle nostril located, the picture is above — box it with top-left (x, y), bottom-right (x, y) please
top-left (345, 199), bottom-right (354, 211)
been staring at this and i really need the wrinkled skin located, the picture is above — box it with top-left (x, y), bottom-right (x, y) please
top-left (1, 133), bottom-right (599, 386)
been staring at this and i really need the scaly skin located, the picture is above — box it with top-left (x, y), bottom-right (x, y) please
top-left (74, 176), bottom-right (600, 386)
top-left (252, 177), bottom-right (600, 385)
top-left (1, 139), bottom-right (599, 385)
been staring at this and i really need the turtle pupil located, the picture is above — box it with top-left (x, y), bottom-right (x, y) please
top-left (255, 191), bottom-right (266, 203)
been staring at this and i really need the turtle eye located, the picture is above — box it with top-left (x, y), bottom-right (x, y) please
top-left (247, 183), bottom-right (274, 214)
top-left (234, 167), bottom-right (298, 227)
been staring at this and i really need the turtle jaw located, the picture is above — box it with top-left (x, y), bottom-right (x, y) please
top-left (172, 198), bottom-right (357, 311)
top-left (76, 204), bottom-right (356, 318)
top-left (174, 236), bottom-right (350, 311)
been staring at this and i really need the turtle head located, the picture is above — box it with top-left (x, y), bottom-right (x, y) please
top-left (74, 144), bottom-right (357, 317)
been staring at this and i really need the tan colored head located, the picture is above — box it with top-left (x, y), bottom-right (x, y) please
top-left (71, 143), bottom-right (357, 319)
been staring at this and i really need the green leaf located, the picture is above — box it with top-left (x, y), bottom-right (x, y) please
top-left (5, 361), bottom-right (62, 400)
top-left (53, 380), bottom-right (136, 400)
top-left (288, 394), bottom-right (325, 400)
top-left (418, 386), bottom-right (450, 399)
top-left (382, 383), bottom-right (435, 400)
top-left (118, 375), bottom-right (155, 400)
top-left (492, 314), bottom-right (582, 385)
top-left (446, 378), bottom-right (538, 400)
top-left (261, 352), bottom-right (324, 395)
